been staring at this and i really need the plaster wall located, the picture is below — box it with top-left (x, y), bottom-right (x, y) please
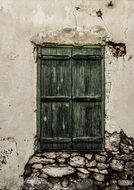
top-left (0, 0), bottom-right (134, 189)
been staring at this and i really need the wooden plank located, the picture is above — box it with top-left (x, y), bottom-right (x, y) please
top-left (37, 46), bottom-right (41, 151)
top-left (40, 137), bottom-right (71, 143)
top-left (101, 46), bottom-right (105, 151)
top-left (41, 96), bottom-right (71, 102)
top-left (72, 46), bottom-right (102, 56)
top-left (39, 55), bottom-right (71, 60)
top-left (40, 102), bottom-right (72, 149)
top-left (41, 143), bottom-right (72, 151)
top-left (72, 59), bottom-right (102, 96)
top-left (72, 142), bottom-right (103, 152)
top-left (72, 102), bottom-right (102, 146)
top-left (41, 46), bottom-right (72, 56)
top-left (73, 137), bottom-right (102, 142)
top-left (72, 95), bottom-right (101, 102)
top-left (41, 59), bottom-right (71, 96)
top-left (72, 55), bottom-right (102, 60)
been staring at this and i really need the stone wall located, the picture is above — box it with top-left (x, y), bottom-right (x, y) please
top-left (22, 130), bottom-right (134, 190)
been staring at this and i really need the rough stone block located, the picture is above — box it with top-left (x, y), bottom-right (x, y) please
top-left (42, 164), bottom-right (75, 177)
top-left (110, 159), bottom-right (124, 171)
top-left (118, 180), bottom-right (133, 186)
top-left (105, 132), bottom-right (120, 152)
top-left (68, 156), bottom-right (85, 167)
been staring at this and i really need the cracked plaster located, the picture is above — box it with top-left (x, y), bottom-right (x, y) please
top-left (0, 0), bottom-right (134, 189)
top-left (31, 27), bottom-right (110, 45)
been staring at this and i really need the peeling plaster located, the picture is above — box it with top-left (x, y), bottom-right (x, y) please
top-left (107, 41), bottom-right (126, 58)
top-left (0, 0), bottom-right (134, 189)
top-left (31, 27), bottom-right (110, 45)
top-left (0, 137), bottom-right (20, 189)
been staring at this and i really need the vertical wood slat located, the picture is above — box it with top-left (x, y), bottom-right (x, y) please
top-left (41, 59), bottom-right (71, 96)
top-left (37, 46), bottom-right (41, 151)
top-left (72, 58), bottom-right (102, 96)
top-left (72, 102), bottom-right (102, 138)
top-left (41, 102), bottom-right (71, 138)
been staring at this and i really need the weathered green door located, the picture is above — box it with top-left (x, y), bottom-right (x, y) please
top-left (37, 46), bottom-right (105, 152)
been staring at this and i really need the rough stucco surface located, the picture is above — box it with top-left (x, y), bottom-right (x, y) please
top-left (0, 0), bottom-right (134, 189)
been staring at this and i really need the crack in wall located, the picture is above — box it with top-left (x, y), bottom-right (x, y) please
top-left (71, 0), bottom-right (78, 29)
top-left (124, 12), bottom-right (130, 42)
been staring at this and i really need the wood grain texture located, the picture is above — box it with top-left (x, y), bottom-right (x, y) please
top-left (38, 45), bottom-right (104, 152)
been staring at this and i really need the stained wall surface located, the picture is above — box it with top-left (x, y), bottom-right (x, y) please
top-left (0, 0), bottom-right (134, 189)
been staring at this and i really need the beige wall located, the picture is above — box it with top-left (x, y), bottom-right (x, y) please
top-left (0, 0), bottom-right (134, 189)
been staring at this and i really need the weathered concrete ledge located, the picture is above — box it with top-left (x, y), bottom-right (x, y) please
top-left (31, 27), bottom-right (110, 46)
top-left (22, 130), bottom-right (134, 190)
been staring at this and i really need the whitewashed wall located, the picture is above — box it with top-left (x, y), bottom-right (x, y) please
top-left (0, 0), bottom-right (134, 189)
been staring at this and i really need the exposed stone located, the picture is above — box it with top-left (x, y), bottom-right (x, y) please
top-left (29, 156), bottom-right (55, 164)
top-left (86, 160), bottom-right (97, 167)
top-left (85, 154), bottom-right (92, 160)
top-left (128, 145), bottom-right (133, 151)
top-left (110, 172), bottom-right (119, 180)
top-left (118, 180), bottom-right (133, 186)
top-left (49, 178), bottom-right (59, 185)
top-left (24, 165), bottom-right (32, 177)
top-left (107, 41), bottom-right (126, 58)
top-left (76, 179), bottom-right (93, 190)
top-left (77, 168), bottom-right (89, 174)
top-left (115, 154), bottom-right (133, 161)
top-left (97, 163), bottom-right (109, 170)
top-left (57, 157), bottom-right (65, 164)
top-left (111, 151), bottom-right (120, 155)
top-left (23, 131), bottom-right (134, 189)
top-left (71, 153), bottom-right (80, 157)
top-left (52, 183), bottom-right (62, 190)
top-left (94, 173), bottom-right (105, 182)
top-left (32, 164), bottom-right (43, 169)
top-left (30, 171), bottom-right (40, 177)
top-left (104, 185), bottom-right (120, 190)
top-left (105, 131), bottom-right (120, 152)
top-left (120, 143), bottom-right (130, 154)
top-left (22, 177), bottom-right (53, 190)
top-left (77, 172), bottom-right (89, 179)
top-left (99, 169), bottom-right (108, 174)
top-left (39, 173), bottom-right (48, 179)
top-left (61, 179), bottom-right (68, 188)
top-left (118, 172), bottom-right (128, 180)
top-left (110, 159), bottom-right (124, 171)
top-left (110, 179), bottom-right (117, 185)
top-left (69, 156), bottom-right (85, 167)
top-left (88, 168), bottom-right (99, 173)
top-left (60, 152), bottom-right (70, 158)
top-left (120, 130), bottom-right (131, 145)
top-left (42, 152), bottom-right (56, 159)
top-left (94, 180), bottom-right (103, 186)
top-left (95, 154), bottom-right (106, 163)
top-left (125, 162), bottom-right (134, 171)
top-left (42, 164), bottom-right (75, 177)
